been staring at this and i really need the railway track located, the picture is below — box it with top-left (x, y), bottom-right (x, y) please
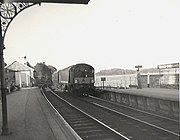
top-left (51, 90), bottom-right (179, 140)
top-left (87, 95), bottom-right (180, 136)
top-left (41, 87), bottom-right (129, 140)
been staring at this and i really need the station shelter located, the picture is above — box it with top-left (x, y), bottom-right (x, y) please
top-left (6, 61), bottom-right (34, 88)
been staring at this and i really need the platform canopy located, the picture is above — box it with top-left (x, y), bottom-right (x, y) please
top-left (2, 0), bottom-right (90, 4)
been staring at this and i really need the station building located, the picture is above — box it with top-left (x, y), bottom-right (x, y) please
top-left (6, 61), bottom-right (34, 88)
top-left (95, 66), bottom-right (179, 89)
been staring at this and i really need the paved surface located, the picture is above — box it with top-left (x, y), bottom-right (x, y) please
top-left (104, 88), bottom-right (179, 101)
top-left (0, 87), bottom-right (77, 140)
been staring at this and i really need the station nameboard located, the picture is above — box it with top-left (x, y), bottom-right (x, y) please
top-left (157, 63), bottom-right (179, 69)
top-left (2, 0), bottom-right (90, 4)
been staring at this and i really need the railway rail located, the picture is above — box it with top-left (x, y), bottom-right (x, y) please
top-left (87, 95), bottom-right (180, 136)
top-left (41, 86), bottom-right (129, 140)
top-left (41, 86), bottom-right (180, 140)
top-left (50, 89), bottom-right (179, 140)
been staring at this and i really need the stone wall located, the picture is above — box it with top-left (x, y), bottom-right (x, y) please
top-left (97, 91), bottom-right (179, 119)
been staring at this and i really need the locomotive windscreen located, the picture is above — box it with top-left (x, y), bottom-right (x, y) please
top-left (74, 65), bottom-right (94, 78)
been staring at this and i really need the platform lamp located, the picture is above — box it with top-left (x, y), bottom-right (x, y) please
top-left (135, 65), bottom-right (142, 89)
top-left (0, 0), bottom-right (90, 135)
top-left (0, 17), bottom-right (8, 135)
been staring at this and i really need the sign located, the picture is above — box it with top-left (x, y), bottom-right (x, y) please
top-left (135, 65), bottom-right (142, 72)
top-left (135, 65), bottom-right (142, 69)
top-left (157, 63), bottom-right (179, 69)
top-left (3, 0), bottom-right (90, 4)
top-left (101, 77), bottom-right (106, 81)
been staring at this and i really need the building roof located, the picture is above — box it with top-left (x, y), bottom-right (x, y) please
top-left (6, 61), bottom-right (34, 72)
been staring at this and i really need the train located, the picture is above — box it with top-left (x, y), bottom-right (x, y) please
top-left (52, 63), bottom-right (95, 96)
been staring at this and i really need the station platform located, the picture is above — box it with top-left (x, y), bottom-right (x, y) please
top-left (103, 87), bottom-right (179, 101)
top-left (0, 87), bottom-right (76, 140)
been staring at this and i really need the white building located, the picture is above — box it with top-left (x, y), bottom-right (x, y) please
top-left (6, 61), bottom-right (34, 87)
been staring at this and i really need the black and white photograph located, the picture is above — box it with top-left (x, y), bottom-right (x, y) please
top-left (0, 0), bottom-right (179, 139)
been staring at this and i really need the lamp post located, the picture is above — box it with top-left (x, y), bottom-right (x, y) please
top-left (101, 77), bottom-right (106, 89)
top-left (0, 15), bottom-right (9, 135)
top-left (135, 65), bottom-right (142, 89)
top-left (123, 72), bottom-right (126, 89)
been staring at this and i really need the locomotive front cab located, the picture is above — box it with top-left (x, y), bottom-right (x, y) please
top-left (71, 64), bottom-right (95, 95)
top-left (73, 64), bottom-right (94, 85)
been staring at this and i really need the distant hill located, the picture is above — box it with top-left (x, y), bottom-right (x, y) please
top-left (96, 68), bottom-right (159, 76)
top-left (140, 68), bottom-right (159, 74)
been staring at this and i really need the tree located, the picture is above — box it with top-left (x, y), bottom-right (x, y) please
top-left (34, 62), bottom-right (52, 86)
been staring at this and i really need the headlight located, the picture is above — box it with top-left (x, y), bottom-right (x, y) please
top-left (91, 79), bottom-right (94, 83)
top-left (74, 79), bottom-right (79, 83)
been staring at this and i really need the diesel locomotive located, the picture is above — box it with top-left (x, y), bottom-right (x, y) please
top-left (52, 63), bottom-right (95, 96)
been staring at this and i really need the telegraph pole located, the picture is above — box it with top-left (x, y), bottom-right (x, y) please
top-left (0, 13), bottom-right (9, 135)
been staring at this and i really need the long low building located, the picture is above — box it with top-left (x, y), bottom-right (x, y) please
top-left (95, 68), bottom-right (179, 89)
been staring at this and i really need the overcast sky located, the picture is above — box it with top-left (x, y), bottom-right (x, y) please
top-left (4, 0), bottom-right (180, 72)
